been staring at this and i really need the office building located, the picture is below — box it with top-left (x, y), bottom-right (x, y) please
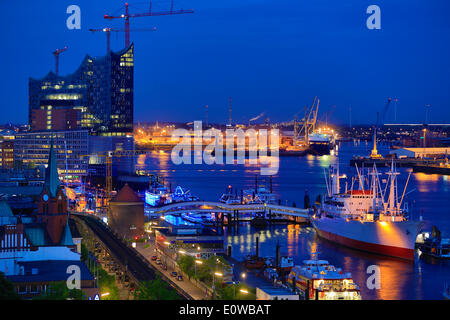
top-left (14, 130), bottom-right (89, 182)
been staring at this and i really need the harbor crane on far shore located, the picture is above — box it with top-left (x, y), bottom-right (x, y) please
top-left (294, 97), bottom-right (319, 145)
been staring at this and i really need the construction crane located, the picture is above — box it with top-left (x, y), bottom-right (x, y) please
top-left (104, 1), bottom-right (194, 47)
top-left (80, 150), bottom-right (147, 204)
top-left (89, 27), bottom-right (157, 53)
top-left (52, 46), bottom-right (68, 75)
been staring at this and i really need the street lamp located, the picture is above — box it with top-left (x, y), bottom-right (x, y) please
top-left (195, 260), bottom-right (202, 278)
top-left (241, 272), bottom-right (246, 280)
top-left (212, 272), bottom-right (223, 300)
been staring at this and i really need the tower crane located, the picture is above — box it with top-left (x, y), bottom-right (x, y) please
top-left (104, 1), bottom-right (194, 47)
top-left (80, 150), bottom-right (147, 204)
top-left (89, 27), bottom-right (157, 53)
top-left (52, 46), bottom-right (68, 75)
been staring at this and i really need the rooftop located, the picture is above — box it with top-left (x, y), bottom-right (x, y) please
top-left (110, 183), bottom-right (142, 203)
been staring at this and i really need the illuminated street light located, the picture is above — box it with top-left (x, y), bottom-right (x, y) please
top-left (241, 272), bottom-right (246, 279)
top-left (194, 260), bottom-right (202, 277)
top-left (212, 271), bottom-right (223, 300)
top-left (179, 250), bottom-right (186, 254)
top-left (239, 289), bottom-right (248, 294)
top-left (101, 292), bottom-right (110, 297)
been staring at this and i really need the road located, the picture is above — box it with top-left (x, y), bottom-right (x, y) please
top-left (73, 214), bottom-right (192, 299)
top-left (135, 240), bottom-right (209, 300)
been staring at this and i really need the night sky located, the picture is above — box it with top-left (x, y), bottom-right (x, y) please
top-left (1, 0), bottom-right (450, 125)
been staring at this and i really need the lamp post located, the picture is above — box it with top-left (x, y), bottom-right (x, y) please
top-left (213, 272), bottom-right (223, 300)
top-left (195, 260), bottom-right (202, 278)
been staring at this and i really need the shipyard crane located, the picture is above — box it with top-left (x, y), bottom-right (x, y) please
top-left (294, 97), bottom-right (319, 144)
top-left (52, 46), bottom-right (68, 75)
top-left (104, 1), bottom-right (194, 47)
top-left (89, 27), bottom-right (157, 53)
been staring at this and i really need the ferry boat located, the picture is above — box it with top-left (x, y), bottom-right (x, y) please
top-left (219, 185), bottom-right (241, 205)
top-left (311, 159), bottom-right (424, 261)
top-left (243, 184), bottom-right (277, 205)
top-left (308, 128), bottom-right (336, 155)
top-left (145, 183), bottom-right (172, 207)
top-left (287, 255), bottom-right (361, 300)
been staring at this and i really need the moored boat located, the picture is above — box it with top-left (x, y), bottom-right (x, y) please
top-left (312, 159), bottom-right (425, 261)
top-left (287, 255), bottom-right (361, 300)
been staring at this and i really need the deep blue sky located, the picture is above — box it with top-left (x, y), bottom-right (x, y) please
top-left (1, 0), bottom-right (450, 125)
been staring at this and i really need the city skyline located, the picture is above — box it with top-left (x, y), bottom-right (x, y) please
top-left (1, 0), bottom-right (450, 125)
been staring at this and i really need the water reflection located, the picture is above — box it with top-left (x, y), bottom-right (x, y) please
top-left (140, 142), bottom-right (450, 299)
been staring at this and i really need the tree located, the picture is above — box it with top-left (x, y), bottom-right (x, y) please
top-left (0, 272), bottom-right (20, 300)
top-left (134, 277), bottom-right (179, 300)
top-left (33, 282), bottom-right (86, 300)
top-left (177, 255), bottom-right (195, 279)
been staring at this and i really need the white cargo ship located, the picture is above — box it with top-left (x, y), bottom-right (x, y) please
top-left (311, 160), bottom-right (424, 261)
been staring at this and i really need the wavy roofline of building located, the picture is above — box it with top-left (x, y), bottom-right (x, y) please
top-left (29, 43), bottom-right (134, 82)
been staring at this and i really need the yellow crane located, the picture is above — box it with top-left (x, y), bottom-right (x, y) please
top-left (80, 150), bottom-right (147, 203)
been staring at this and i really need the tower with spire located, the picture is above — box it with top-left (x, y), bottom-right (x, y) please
top-left (36, 139), bottom-right (71, 245)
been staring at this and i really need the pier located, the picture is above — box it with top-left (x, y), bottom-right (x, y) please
top-left (149, 201), bottom-right (310, 224)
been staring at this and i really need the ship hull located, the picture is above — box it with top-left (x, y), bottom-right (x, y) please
top-left (312, 217), bottom-right (422, 261)
top-left (308, 142), bottom-right (331, 155)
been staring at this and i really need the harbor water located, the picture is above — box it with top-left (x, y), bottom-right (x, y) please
top-left (136, 142), bottom-right (450, 300)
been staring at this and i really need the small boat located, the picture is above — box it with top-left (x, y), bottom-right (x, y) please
top-left (251, 212), bottom-right (267, 228)
top-left (219, 185), bottom-right (241, 204)
top-left (171, 186), bottom-right (199, 203)
top-left (287, 254), bottom-right (361, 300)
top-left (417, 226), bottom-right (450, 259)
top-left (278, 256), bottom-right (294, 273)
top-left (243, 254), bottom-right (266, 269)
top-left (181, 212), bottom-right (215, 227)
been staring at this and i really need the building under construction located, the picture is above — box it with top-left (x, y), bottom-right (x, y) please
top-left (29, 44), bottom-right (134, 136)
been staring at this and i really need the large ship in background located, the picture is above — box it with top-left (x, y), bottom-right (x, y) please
top-left (308, 127), bottom-right (336, 155)
top-left (311, 160), bottom-right (425, 261)
top-left (288, 96), bottom-right (337, 156)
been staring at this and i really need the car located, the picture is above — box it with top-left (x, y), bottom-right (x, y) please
top-left (156, 259), bottom-right (162, 265)
top-left (177, 275), bottom-right (183, 281)
top-left (171, 271), bottom-right (177, 277)
top-left (151, 255), bottom-right (158, 261)
top-left (162, 264), bottom-right (168, 270)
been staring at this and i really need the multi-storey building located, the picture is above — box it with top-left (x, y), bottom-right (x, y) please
top-left (29, 44), bottom-right (134, 136)
top-left (13, 130), bottom-right (89, 183)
